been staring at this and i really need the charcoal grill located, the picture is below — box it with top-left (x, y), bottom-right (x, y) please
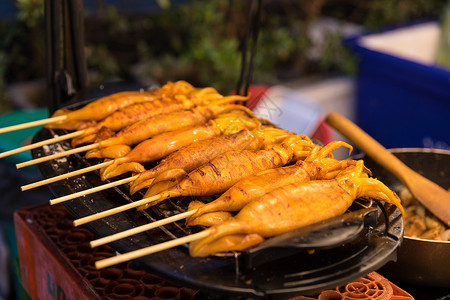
top-left (35, 1), bottom-right (404, 298)
top-left (30, 101), bottom-right (403, 298)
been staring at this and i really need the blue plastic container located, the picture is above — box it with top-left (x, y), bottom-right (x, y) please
top-left (346, 23), bottom-right (450, 150)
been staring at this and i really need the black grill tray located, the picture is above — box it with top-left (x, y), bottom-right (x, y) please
top-left (30, 100), bottom-right (403, 299)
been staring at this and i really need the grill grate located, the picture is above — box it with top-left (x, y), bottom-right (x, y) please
top-left (30, 109), bottom-right (403, 298)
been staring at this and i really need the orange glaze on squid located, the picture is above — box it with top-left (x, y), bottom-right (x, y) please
top-left (71, 94), bottom-right (250, 147)
top-left (185, 141), bottom-right (356, 225)
top-left (80, 103), bottom-right (255, 153)
top-left (189, 160), bottom-right (405, 257)
top-left (46, 81), bottom-right (195, 130)
top-left (129, 126), bottom-right (293, 195)
top-left (98, 113), bottom-right (265, 180)
top-left (135, 135), bottom-right (316, 210)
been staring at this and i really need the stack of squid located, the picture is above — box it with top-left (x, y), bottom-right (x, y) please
top-left (34, 80), bottom-right (404, 258)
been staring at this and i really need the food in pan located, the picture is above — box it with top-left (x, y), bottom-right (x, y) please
top-left (400, 187), bottom-right (450, 241)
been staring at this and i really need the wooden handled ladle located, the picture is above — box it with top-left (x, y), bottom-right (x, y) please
top-left (326, 111), bottom-right (450, 227)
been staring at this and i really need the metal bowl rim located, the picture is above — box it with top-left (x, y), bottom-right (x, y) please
top-left (385, 147), bottom-right (450, 155)
top-left (404, 235), bottom-right (450, 244)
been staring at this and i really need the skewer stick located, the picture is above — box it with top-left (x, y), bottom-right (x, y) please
top-left (73, 194), bottom-right (162, 227)
top-left (16, 143), bottom-right (99, 169)
top-left (90, 209), bottom-right (198, 248)
top-left (95, 229), bottom-right (211, 269)
top-left (0, 130), bottom-right (86, 159)
top-left (21, 160), bottom-right (113, 191)
top-left (49, 175), bottom-right (139, 205)
top-left (0, 115), bottom-right (67, 134)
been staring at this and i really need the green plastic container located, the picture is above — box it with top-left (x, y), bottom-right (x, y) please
top-left (0, 109), bottom-right (49, 165)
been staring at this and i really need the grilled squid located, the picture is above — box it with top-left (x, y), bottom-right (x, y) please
top-left (46, 80), bottom-right (195, 130)
top-left (71, 94), bottom-right (249, 147)
top-left (128, 126), bottom-right (293, 195)
top-left (135, 134), bottom-right (316, 210)
top-left (81, 103), bottom-right (256, 156)
top-left (189, 160), bottom-right (405, 257)
top-left (185, 141), bottom-right (357, 225)
top-left (98, 112), bottom-right (267, 180)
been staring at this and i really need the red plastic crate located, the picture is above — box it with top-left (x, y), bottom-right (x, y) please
top-left (14, 203), bottom-right (414, 300)
top-left (14, 203), bottom-right (197, 300)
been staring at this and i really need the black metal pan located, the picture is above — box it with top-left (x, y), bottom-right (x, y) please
top-left (355, 148), bottom-right (450, 288)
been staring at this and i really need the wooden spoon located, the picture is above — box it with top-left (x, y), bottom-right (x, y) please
top-left (326, 111), bottom-right (450, 226)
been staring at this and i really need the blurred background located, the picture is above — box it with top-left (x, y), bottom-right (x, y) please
top-left (0, 0), bottom-right (449, 299)
top-left (0, 0), bottom-right (449, 151)
top-left (0, 0), bottom-right (447, 109)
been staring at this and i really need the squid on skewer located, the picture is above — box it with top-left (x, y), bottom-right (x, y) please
top-left (128, 126), bottom-right (293, 195)
top-left (48, 126), bottom-right (294, 205)
top-left (135, 134), bottom-right (316, 209)
top-left (0, 82), bottom-right (229, 159)
top-left (72, 134), bottom-right (316, 226)
top-left (83, 141), bottom-right (357, 245)
top-left (189, 160), bottom-right (405, 257)
top-left (17, 103), bottom-right (256, 169)
top-left (46, 80), bottom-right (195, 131)
top-left (31, 112), bottom-right (275, 197)
top-left (99, 113), bottom-right (267, 180)
top-left (185, 141), bottom-right (357, 226)
top-left (81, 103), bottom-right (256, 158)
top-left (71, 90), bottom-right (247, 147)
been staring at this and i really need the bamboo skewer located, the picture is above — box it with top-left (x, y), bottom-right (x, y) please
top-left (90, 209), bottom-right (198, 248)
top-left (16, 143), bottom-right (99, 169)
top-left (0, 130), bottom-right (86, 159)
top-left (95, 229), bottom-right (211, 269)
top-left (0, 115), bottom-right (67, 134)
top-left (49, 175), bottom-right (139, 205)
top-left (21, 160), bottom-right (113, 191)
top-left (73, 194), bottom-right (162, 227)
